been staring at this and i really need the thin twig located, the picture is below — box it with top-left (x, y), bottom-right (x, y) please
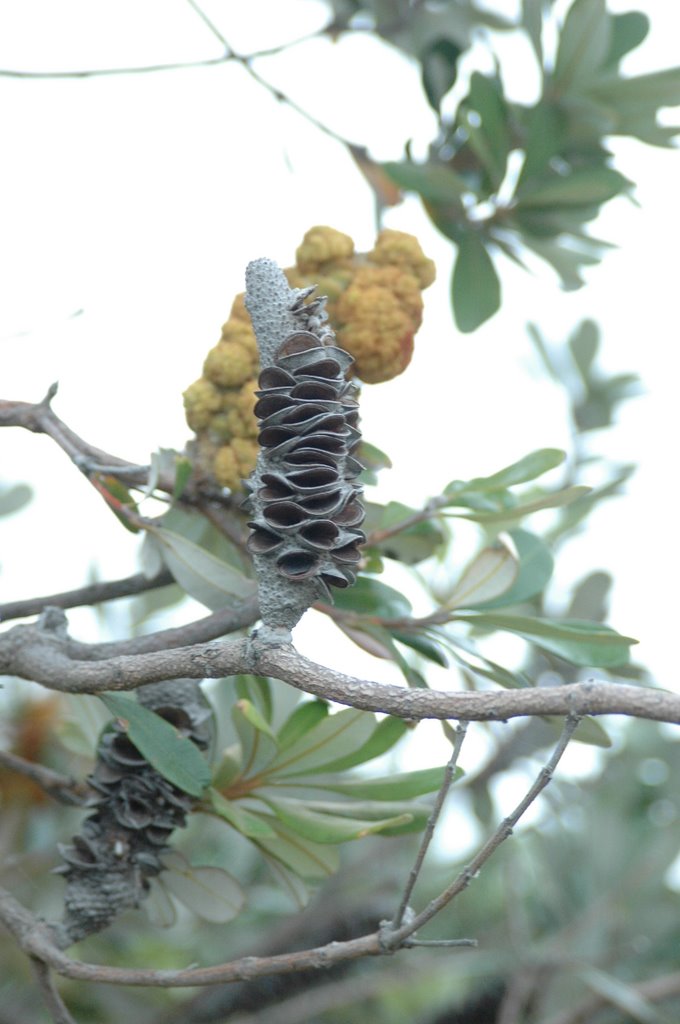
top-left (545, 969), bottom-right (680, 1024)
top-left (383, 715), bottom-right (581, 948)
top-left (0, 751), bottom-right (92, 806)
top-left (392, 721), bottom-right (468, 929)
top-left (0, 569), bottom-right (174, 622)
top-left (30, 959), bottom-right (77, 1024)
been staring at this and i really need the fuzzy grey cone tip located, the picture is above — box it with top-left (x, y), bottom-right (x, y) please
top-left (243, 259), bottom-right (365, 635)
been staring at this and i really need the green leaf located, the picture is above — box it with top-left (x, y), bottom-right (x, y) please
top-left (452, 232), bottom-right (501, 332)
top-left (517, 167), bottom-right (630, 207)
top-left (335, 621), bottom-right (395, 660)
top-left (364, 500), bottom-right (445, 565)
top-left (303, 765), bottom-right (456, 801)
top-left (382, 160), bottom-right (469, 205)
top-left (232, 700), bottom-right (278, 776)
top-left (569, 319), bottom-right (599, 380)
top-left (144, 524), bottom-right (256, 610)
top-left (266, 708), bottom-right (377, 777)
top-left (315, 715), bottom-right (408, 773)
top-left (290, 799), bottom-right (432, 835)
top-left (421, 37), bottom-right (462, 112)
top-left (172, 456), bottom-right (193, 499)
top-left (604, 11), bottom-right (649, 68)
top-left (553, 0), bottom-right (610, 91)
top-left (234, 675), bottom-right (273, 723)
top-left (0, 483), bottom-right (33, 517)
top-left (254, 818), bottom-right (340, 880)
top-left (277, 701), bottom-right (329, 750)
top-left (454, 613), bottom-right (637, 667)
top-left (463, 72), bottom-right (510, 188)
top-left (457, 485), bottom-right (589, 523)
top-left (517, 102), bottom-right (566, 189)
top-left (160, 851), bottom-right (244, 923)
top-left (445, 449), bottom-right (565, 495)
top-left (263, 796), bottom-right (414, 843)
top-left (332, 575), bottom-right (412, 618)
top-left (473, 530), bottom-right (554, 610)
top-left (390, 630), bottom-right (449, 667)
top-left (446, 543), bottom-right (518, 609)
top-left (544, 716), bottom-right (612, 749)
top-left (357, 440), bottom-right (392, 484)
top-left (208, 788), bottom-right (278, 838)
top-left (100, 693), bottom-right (211, 796)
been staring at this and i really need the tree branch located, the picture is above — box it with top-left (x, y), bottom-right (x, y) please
top-left (0, 750), bottom-right (92, 806)
top-left (0, 570), bottom-right (174, 622)
top-left (1, 617), bottom-right (678, 724)
top-left (29, 959), bottom-right (77, 1024)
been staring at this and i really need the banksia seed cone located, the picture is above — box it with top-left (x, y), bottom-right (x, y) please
top-left (243, 259), bottom-right (365, 633)
top-left (54, 680), bottom-right (212, 945)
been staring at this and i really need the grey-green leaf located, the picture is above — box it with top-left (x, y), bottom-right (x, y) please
top-left (452, 232), bottom-right (501, 332)
top-left (100, 693), bottom-right (211, 796)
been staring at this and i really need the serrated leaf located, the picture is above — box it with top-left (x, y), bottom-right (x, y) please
top-left (160, 851), bottom-right (244, 923)
top-left (332, 575), bottom-right (412, 618)
top-left (208, 788), bottom-right (278, 838)
top-left (446, 543), bottom-right (519, 609)
top-left (452, 232), bottom-right (501, 332)
top-left (303, 765), bottom-right (456, 801)
top-left (454, 612), bottom-right (637, 667)
top-left (263, 797), bottom-right (413, 843)
top-left (446, 449), bottom-right (565, 495)
top-left (277, 701), bottom-right (329, 750)
top-left (604, 11), bottom-right (649, 68)
top-left (144, 524), bottom-right (255, 610)
top-left (474, 530), bottom-right (554, 610)
top-left (100, 693), bottom-right (210, 796)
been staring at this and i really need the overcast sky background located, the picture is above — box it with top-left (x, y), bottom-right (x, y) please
top-left (1, 1), bottom-right (679, 819)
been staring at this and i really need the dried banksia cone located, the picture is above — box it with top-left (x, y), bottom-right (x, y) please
top-left (244, 259), bottom-right (365, 636)
top-left (53, 680), bottom-right (212, 947)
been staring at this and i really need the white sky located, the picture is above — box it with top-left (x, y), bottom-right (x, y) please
top-left (0, 0), bottom-right (679, 791)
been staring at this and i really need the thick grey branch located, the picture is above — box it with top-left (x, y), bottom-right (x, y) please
top-left (1, 617), bottom-right (679, 724)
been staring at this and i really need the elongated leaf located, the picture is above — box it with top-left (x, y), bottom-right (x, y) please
top-left (553, 0), bottom-right (610, 90)
top-left (293, 799), bottom-right (432, 835)
top-left (208, 788), bottom-right (278, 838)
top-left (421, 37), bottom-right (462, 112)
top-left (100, 693), bottom-right (211, 796)
top-left (301, 765), bottom-right (456, 801)
top-left (312, 715), bottom-right (408, 773)
top-left (332, 575), bottom-right (412, 618)
top-left (277, 701), bottom-right (329, 750)
top-left (364, 500), bottom-right (446, 565)
top-left (0, 483), bottom-right (32, 517)
top-left (452, 232), bottom-right (501, 332)
top-left (145, 525), bottom-right (256, 610)
top-left (232, 700), bottom-right (278, 777)
top-left (382, 160), bottom-right (469, 205)
top-left (266, 708), bottom-right (377, 777)
top-left (445, 449), bottom-right (565, 495)
top-left (255, 818), bottom-right (340, 880)
top-left (457, 485), bottom-right (589, 523)
top-left (336, 621), bottom-right (395, 660)
top-left (264, 797), bottom-right (413, 844)
top-left (160, 851), bottom-right (244, 923)
top-left (454, 612), bottom-right (637, 667)
top-left (390, 629), bottom-right (449, 667)
top-left (517, 167), bottom-right (629, 208)
top-left (236, 699), bottom-right (276, 740)
top-left (446, 543), bottom-right (518, 609)
top-left (544, 716), bottom-right (612, 749)
top-left (464, 72), bottom-right (510, 188)
top-left (473, 530), bottom-right (554, 609)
